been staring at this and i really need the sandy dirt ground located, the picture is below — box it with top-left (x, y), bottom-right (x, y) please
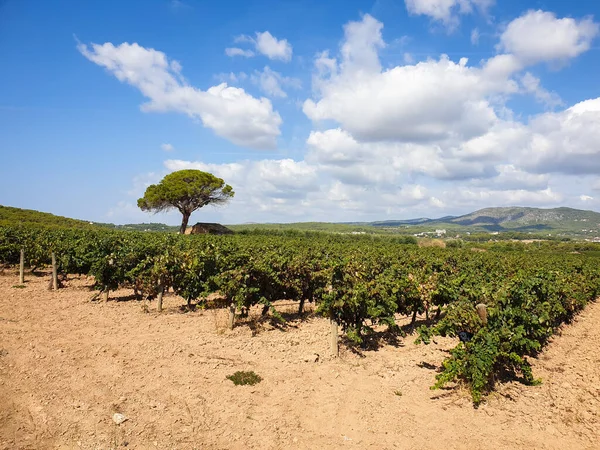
top-left (0, 270), bottom-right (599, 450)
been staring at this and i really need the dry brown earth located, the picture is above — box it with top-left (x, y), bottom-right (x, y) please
top-left (0, 271), bottom-right (599, 449)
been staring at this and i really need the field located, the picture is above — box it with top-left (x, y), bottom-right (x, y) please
top-left (2, 224), bottom-right (600, 448)
top-left (1, 270), bottom-right (599, 449)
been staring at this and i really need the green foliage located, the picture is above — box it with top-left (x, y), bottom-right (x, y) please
top-left (0, 205), bottom-right (113, 230)
top-left (1, 222), bottom-right (599, 405)
top-left (137, 170), bottom-right (234, 233)
top-left (227, 371), bottom-right (262, 386)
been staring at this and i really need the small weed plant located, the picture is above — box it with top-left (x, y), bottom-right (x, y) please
top-left (227, 371), bottom-right (262, 386)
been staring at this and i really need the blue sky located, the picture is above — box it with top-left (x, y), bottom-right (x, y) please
top-left (1, 0), bottom-right (600, 225)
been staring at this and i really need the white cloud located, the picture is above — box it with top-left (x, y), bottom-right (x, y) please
top-left (520, 72), bottom-right (563, 108)
top-left (405, 0), bottom-right (494, 30)
top-left (251, 66), bottom-right (301, 98)
top-left (303, 15), bottom-right (522, 144)
top-left (255, 31), bottom-right (293, 61)
top-left (479, 165), bottom-right (549, 191)
top-left (442, 187), bottom-right (563, 208)
top-left (518, 98), bottom-right (600, 175)
top-left (163, 158), bottom-right (320, 218)
top-left (225, 47), bottom-right (255, 58)
top-left (231, 31), bottom-right (293, 62)
top-left (161, 143), bottom-right (174, 152)
top-left (109, 14), bottom-right (600, 224)
top-left (499, 10), bottom-right (599, 65)
top-left (307, 128), bottom-right (496, 183)
top-left (78, 41), bottom-right (281, 150)
top-left (340, 14), bottom-right (385, 74)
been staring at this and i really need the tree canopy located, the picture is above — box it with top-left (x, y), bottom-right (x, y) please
top-left (137, 170), bottom-right (234, 233)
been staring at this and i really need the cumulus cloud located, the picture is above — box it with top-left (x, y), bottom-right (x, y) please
top-left (476, 165), bottom-right (549, 191)
top-left (405, 0), bottom-right (494, 30)
top-left (499, 10), bottom-right (599, 65)
top-left (231, 31), bottom-right (293, 62)
top-left (518, 98), bottom-right (600, 175)
top-left (442, 187), bottom-right (563, 208)
top-left (163, 158), bottom-right (320, 219)
top-left (251, 66), bottom-right (301, 98)
top-left (78, 41), bottom-right (281, 149)
top-left (303, 15), bottom-right (522, 144)
top-left (161, 143), bottom-right (174, 152)
top-left (255, 31), bottom-right (293, 61)
top-left (110, 13), bottom-right (600, 223)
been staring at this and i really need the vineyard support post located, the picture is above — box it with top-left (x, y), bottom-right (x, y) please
top-left (19, 248), bottom-right (24, 284)
top-left (330, 318), bottom-right (339, 357)
top-left (157, 285), bottom-right (164, 312)
top-left (476, 303), bottom-right (488, 326)
top-left (102, 287), bottom-right (109, 302)
top-left (228, 303), bottom-right (236, 330)
top-left (51, 252), bottom-right (58, 290)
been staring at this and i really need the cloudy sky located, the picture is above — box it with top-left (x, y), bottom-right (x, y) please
top-left (1, 0), bottom-right (600, 225)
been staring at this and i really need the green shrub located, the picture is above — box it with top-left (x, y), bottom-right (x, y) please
top-left (227, 371), bottom-right (262, 386)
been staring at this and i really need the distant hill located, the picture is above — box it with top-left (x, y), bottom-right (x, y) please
top-left (0, 205), bottom-right (113, 229)
top-left (2, 204), bottom-right (599, 239)
top-left (449, 207), bottom-right (600, 229)
top-left (232, 207), bottom-right (600, 239)
top-left (371, 206), bottom-right (600, 235)
top-left (0, 205), bottom-right (177, 232)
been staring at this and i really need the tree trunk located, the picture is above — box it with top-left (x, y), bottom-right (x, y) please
top-left (179, 211), bottom-right (191, 234)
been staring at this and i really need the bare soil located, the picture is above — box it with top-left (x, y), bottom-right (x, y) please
top-left (0, 271), bottom-right (599, 449)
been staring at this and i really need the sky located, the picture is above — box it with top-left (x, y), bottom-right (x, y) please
top-left (1, 0), bottom-right (600, 225)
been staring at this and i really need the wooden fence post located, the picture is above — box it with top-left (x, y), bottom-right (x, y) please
top-left (476, 303), bottom-right (488, 326)
top-left (330, 319), bottom-right (339, 357)
top-left (19, 248), bottom-right (24, 285)
top-left (51, 253), bottom-right (58, 290)
top-left (157, 285), bottom-right (164, 312)
top-left (228, 304), bottom-right (236, 330)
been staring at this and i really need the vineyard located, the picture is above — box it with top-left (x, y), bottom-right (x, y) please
top-left (2, 224), bottom-right (599, 406)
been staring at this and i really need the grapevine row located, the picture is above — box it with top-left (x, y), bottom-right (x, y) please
top-left (1, 224), bottom-right (599, 404)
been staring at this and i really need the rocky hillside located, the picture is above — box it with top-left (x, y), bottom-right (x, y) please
top-left (450, 207), bottom-right (600, 228)
top-left (369, 206), bottom-right (600, 236)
